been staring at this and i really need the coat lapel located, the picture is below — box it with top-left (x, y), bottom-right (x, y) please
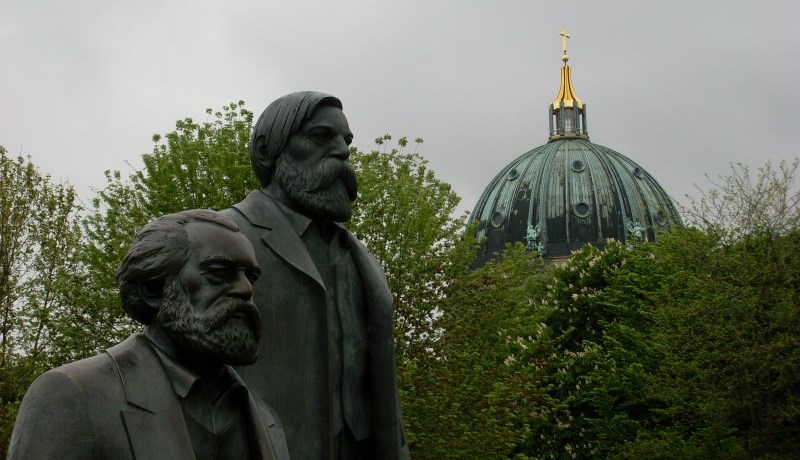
top-left (233, 190), bottom-right (325, 290)
top-left (229, 368), bottom-right (290, 460)
top-left (106, 335), bottom-right (195, 460)
top-left (342, 230), bottom-right (392, 314)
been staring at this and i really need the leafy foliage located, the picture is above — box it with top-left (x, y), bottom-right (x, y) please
top-left (503, 242), bottom-right (665, 459)
top-left (641, 159), bottom-right (800, 457)
top-left (83, 101), bottom-right (256, 282)
top-left (348, 134), bottom-right (478, 359)
top-left (681, 159), bottom-right (799, 244)
top-left (348, 135), bottom-right (486, 455)
top-left (627, 229), bottom-right (800, 458)
top-left (76, 102), bottom-right (258, 347)
top-left (0, 146), bottom-right (82, 450)
top-left (140, 102), bottom-right (258, 215)
top-left (403, 244), bottom-right (544, 458)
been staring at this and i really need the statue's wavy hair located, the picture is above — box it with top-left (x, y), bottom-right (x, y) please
top-left (250, 91), bottom-right (343, 187)
top-left (116, 209), bottom-right (239, 325)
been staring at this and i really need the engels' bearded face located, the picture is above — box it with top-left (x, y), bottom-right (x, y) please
top-left (274, 105), bottom-right (358, 222)
top-left (157, 222), bottom-right (263, 366)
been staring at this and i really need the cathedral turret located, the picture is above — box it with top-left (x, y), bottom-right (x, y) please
top-left (549, 28), bottom-right (588, 140)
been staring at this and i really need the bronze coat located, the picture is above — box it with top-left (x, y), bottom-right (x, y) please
top-left (222, 190), bottom-right (409, 460)
top-left (7, 334), bottom-right (289, 460)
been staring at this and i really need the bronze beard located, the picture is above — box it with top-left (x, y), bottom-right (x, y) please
top-left (274, 153), bottom-right (358, 222)
top-left (157, 279), bottom-right (262, 366)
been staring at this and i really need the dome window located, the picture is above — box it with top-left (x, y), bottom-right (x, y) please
top-left (490, 211), bottom-right (505, 228)
top-left (571, 160), bottom-right (585, 172)
top-left (507, 169), bottom-right (519, 181)
top-left (573, 202), bottom-right (591, 218)
top-left (633, 167), bottom-right (644, 178)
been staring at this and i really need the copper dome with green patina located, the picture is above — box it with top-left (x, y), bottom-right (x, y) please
top-left (470, 32), bottom-right (681, 266)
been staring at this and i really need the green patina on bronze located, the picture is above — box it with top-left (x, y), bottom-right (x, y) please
top-left (471, 33), bottom-right (681, 266)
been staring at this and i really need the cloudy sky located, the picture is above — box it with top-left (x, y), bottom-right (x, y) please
top-left (2, 0), bottom-right (798, 215)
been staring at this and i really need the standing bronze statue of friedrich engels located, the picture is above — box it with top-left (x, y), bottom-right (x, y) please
top-left (7, 210), bottom-right (290, 460)
top-left (221, 91), bottom-right (410, 459)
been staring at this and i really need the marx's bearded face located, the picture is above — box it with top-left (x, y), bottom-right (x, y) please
top-left (274, 105), bottom-right (357, 222)
top-left (157, 279), bottom-right (261, 366)
top-left (156, 221), bottom-right (262, 366)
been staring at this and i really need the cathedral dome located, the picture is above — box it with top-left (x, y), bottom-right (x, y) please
top-left (470, 30), bottom-right (681, 266)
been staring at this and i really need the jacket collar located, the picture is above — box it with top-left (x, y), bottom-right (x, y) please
top-left (232, 190), bottom-right (394, 307)
top-left (232, 190), bottom-right (326, 289)
top-left (106, 333), bottom-right (282, 460)
top-left (106, 334), bottom-right (195, 459)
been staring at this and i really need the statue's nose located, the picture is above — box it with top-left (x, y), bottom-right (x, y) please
top-left (229, 271), bottom-right (254, 300)
top-left (329, 137), bottom-right (350, 161)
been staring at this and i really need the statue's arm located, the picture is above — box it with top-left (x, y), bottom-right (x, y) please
top-left (7, 370), bottom-right (97, 460)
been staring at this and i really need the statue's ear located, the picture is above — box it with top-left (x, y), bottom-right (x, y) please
top-left (253, 134), bottom-right (274, 171)
top-left (137, 280), bottom-right (164, 310)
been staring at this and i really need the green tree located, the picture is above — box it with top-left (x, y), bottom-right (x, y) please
top-left (622, 161), bottom-right (800, 458)
top-left (0, 146), bottom-right (82, 451)
top-left (346, 136), bottom-right (483, 455)
top-left (682, 159), bottom-right (800, 244)
top-left (139, 102), bottom-right (257, 216)
top-left (502, 241), bottom-right (668, 459)
top-left (78, 102), bottom-right (258, 344)
top-left (348, 134), bottom-right (477, 360)
top-left (404, 243), bottom-right (544, 458)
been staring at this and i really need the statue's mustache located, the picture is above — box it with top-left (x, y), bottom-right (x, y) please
top-left (205, 297), bottom-right (262, 339)
top-left (304, 158), bottom-right (358, 200)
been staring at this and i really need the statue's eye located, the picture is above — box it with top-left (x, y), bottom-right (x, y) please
top-left (307, 127), bottom-right (335, 142)
top-left (245, 269), bottom-right (261, 284)
top-left (205, 266), bottom-right (231, 283)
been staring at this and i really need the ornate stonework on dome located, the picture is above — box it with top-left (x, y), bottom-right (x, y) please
top-left (470, 29), bottom-right (681, 267)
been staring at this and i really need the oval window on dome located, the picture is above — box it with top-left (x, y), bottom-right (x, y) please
top-left (490, 211), bottom-right (505, 228)
top-left (507, 169), bottom-right (519, 181)
top-left (571, 160), bottom-right (585, 172)
top-left (633, 167), bottom-right (644, 178)
top-left (573, 202), bottom-right (591, 218)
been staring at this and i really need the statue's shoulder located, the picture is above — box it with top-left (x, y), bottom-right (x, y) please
top-left (222, 190), bottom-right (281, 229)
top-left (45, 347), bottom-right (119, 388)
top-left (9, 338), bottom-right (144, 459)
top-left (20, 343), bottom-right (123, 413)
top-left (31, 334), bottom-right (148, 394)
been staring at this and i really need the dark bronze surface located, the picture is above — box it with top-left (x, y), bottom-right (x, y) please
top-left (223, 91), bottom-right (409, 460)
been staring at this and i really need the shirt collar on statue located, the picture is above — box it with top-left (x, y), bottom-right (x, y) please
top-left (148, 341), bottom-right (200, 399)
top-left (144, 328), bottom-right (237, 399)
top-left (271, 198), bottom-right (313, 237)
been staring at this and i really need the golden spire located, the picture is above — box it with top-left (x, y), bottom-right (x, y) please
top-left (552, 27), bottom-right (583, 111)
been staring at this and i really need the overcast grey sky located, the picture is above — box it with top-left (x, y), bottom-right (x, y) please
top-left (2, 0), bottom-right (798, 215)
